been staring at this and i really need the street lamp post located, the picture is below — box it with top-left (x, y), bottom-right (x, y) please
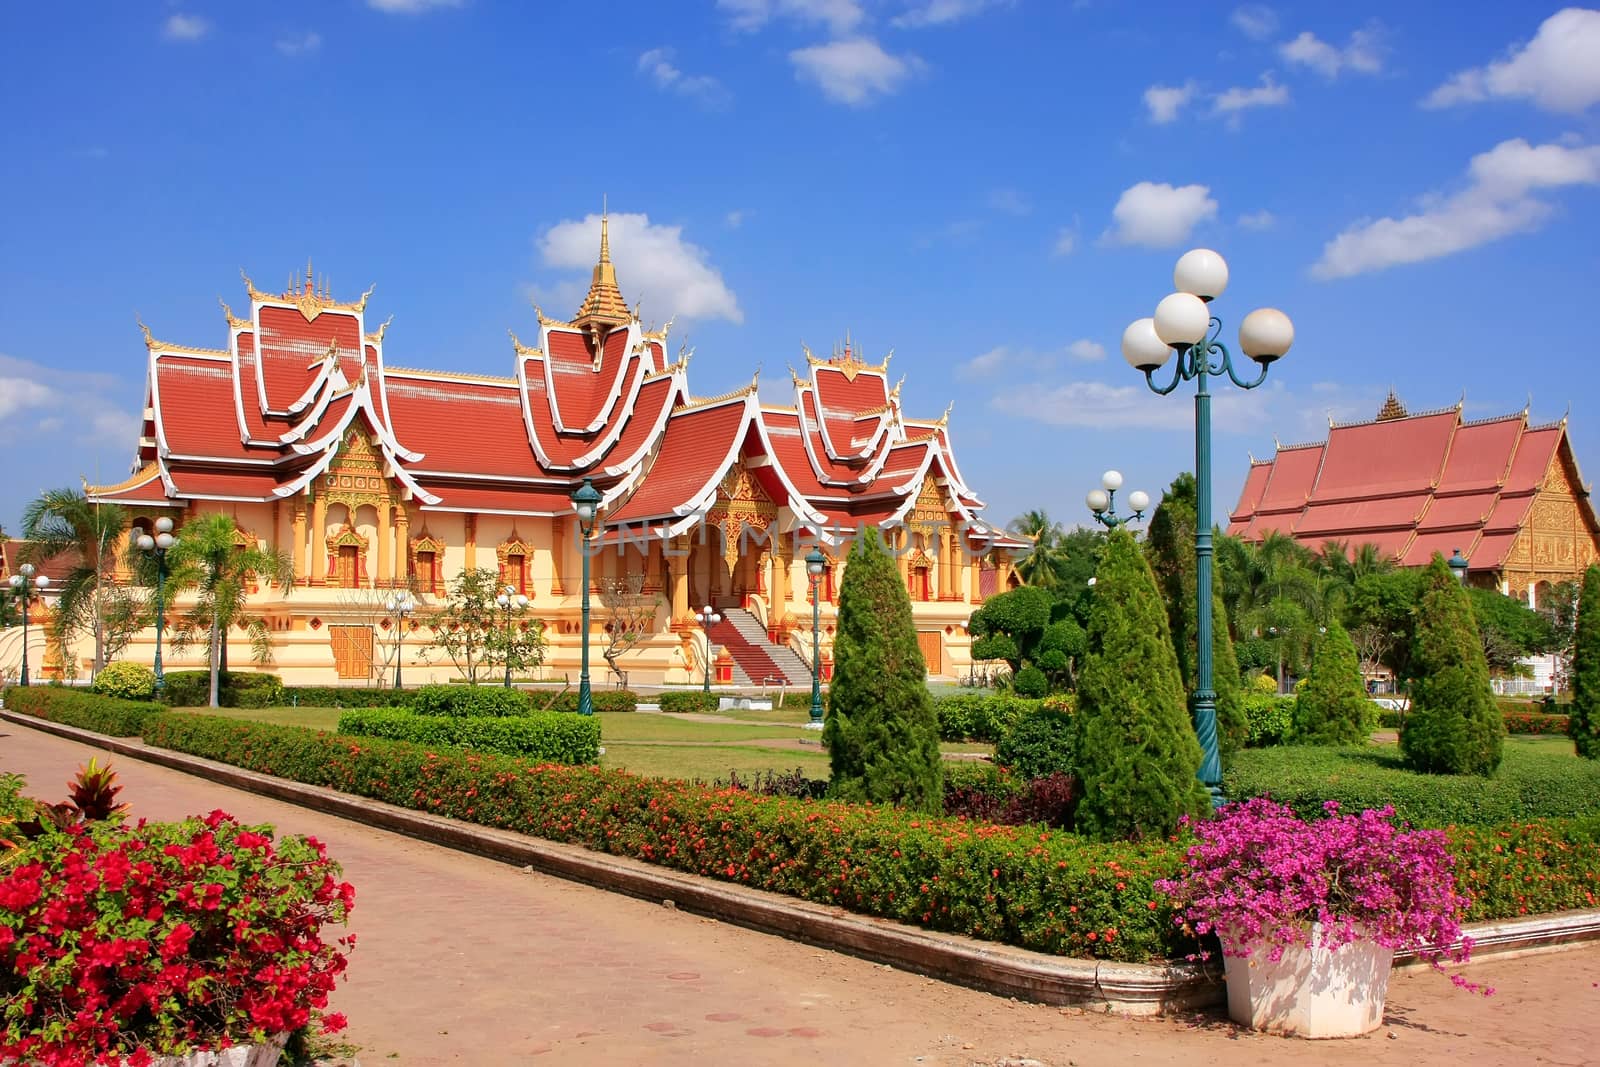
top-left (7, 563), bottom-right (51, 687)
top-left (494, 585), bottom-right (529, 688)
top-left (1086, 470), bottom-right (1150, 531)
top-left (696, 604), bottom-right (722, 694)
top-left (135, 518), bottom-right (177, 697)
top-left (385, 590), bottom-right (416, 690)
top-left (1447, 548), bottom-right (1469, 585)
top-left (571, 477), bottom-right (602, 716)
top-left (805, 546), bottom-right (826, 727)
top-left (1122, 248), bottom-right (1295, 808)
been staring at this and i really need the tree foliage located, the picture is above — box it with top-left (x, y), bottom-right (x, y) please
top-left (1467, 587), bottom-right (1561, 676)
top-left (967, 584), bottom-right (1086, 692)
top-left (20, 488), bottom-right (131, 678)
top-left (1400, 555), bottom-right (1503, 775)
top-left (1291, 621), bottom-right (1371, 745)
top-left (1072, 529), bottom-right (1208, 841)
top-left (1570, 565), bottom-right (1600, 760)
top-left (824, 528), bottom-right (943, 811)
top-left (427, 567), bottom-right (544, 685)
top-left (598, 573), bottom-right (658, 687)
top-left (163, 513), bottom-right (294, 708)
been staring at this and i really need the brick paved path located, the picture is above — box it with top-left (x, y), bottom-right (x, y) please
top-left (4, 721), bottom-right (1598, 1066)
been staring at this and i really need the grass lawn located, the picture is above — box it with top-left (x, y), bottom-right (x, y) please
top-left (594, 713), bottom-right (804, 743)
top-left (172, 706), bottom-right (343, 732)
top-left (1227, 734), bottom-right (1600, 826)
top-left (601, 742), bottom-right (830, 782)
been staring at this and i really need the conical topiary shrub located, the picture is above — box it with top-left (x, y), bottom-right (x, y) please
top-left (1401, 555), bottom-right (1503, 775)
top-left (1570, 564), bottom-right (1600, 760)
top-left (823, 527), bottom-right (943, 811)
top-left (1074, 528), bottom-right (1208, 840)
top-left (1292, 620), bottom-right (1371, 745)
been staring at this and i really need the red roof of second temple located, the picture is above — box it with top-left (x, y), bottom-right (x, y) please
top-left (1229, 395), bottom-right (1598, 573)
top-left (385, 373), bottom-right (536, 479)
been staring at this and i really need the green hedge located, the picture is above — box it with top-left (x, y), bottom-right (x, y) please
top-left (3, 687), bottom-right (167, 737)
top-left (931, 694), bottom-right (1038, 742)
top-left (336, 708), bottom-right (600, 764)
top-left (539, 690), bottom-right (638, 714)
top-left (410, 685), bottom-right (532, 717)
top-left (1377, 708), bottom-right (1571, 736)
top-left (1226, 743), bottom-right (1600, 826)
top-left (1240, 694), bottom-right (1294, 747)
top-left (158, 671), bottom-right (283, 709)
top-left (658, 691), bottom-right (723, 714)
top-left (283, 686), bottom-right (415, 709)
top-left (139, 711), bottom-right (1184, 961)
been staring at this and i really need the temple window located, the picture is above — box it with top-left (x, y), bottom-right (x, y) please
top-left (413, 549), bottom-right (440, 595)
top-left (505, 551), bottom-right (529, 595)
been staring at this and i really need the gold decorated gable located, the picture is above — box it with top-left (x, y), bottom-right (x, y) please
top-left (496, 535), bottom-right (535, 568)
top-left (707, 463), bottom-right (778, 565)
top-left (321, 426), bottom-right (394, 510)
top-left (908, 475), bottom-right (949, 533)
top-left (1502, 435), bottom-right (1600, 593)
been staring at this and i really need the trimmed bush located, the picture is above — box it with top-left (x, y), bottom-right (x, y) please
top-left (89, 661), bottom-right (156, 701)
top-left (658, 691), bottom-right (723, 714)
top-left (410, 684), bottom-right (533, 718)
top-left (1502, 711), bottom-right (1570, 736)
top-left (3, 686), bottom-right (165, 737)
top-left (933, 694), bottom-right (1036, 743)
top-left (824, 528), bottom-right (943, 811)
top-left (1572, 564), bottom-right (1600, 759)
top-left (541, 690), bottom-right (638, 714)
top-left (1402, 555), bottom-right (1504, 775)
top-left (1226, 742), bottom-right (1600, 826)
top-left (1011, 664), bottom-right (1048, 698)
top-left (1291, 622), bottom-right (1372, 745)
top-left (1073, 530), bottom-right (1208, 841)
top-left (1448, 817), bottom-right (1600, 920)
top-left (1241, 694), bottom-right (1295, 746)
top-left (336, 708), bottom-right (600, 764)
top-left (159, 670), bottom-right (283, 709)
top-left (995, 708), bottom-right (1076, 780)
top-left (283, 686), bottom-right (416, 708)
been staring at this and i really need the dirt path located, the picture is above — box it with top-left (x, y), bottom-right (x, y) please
top-left (4, 721), bottom-right (1597, 1067)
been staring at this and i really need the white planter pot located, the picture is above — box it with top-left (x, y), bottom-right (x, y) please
top-left (1221, 925), bottom-right (1394, 1039)
top-left (140, 1033), bottom-right (289, 1067)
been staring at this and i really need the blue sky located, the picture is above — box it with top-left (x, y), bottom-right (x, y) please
top-left (3, 1), bottom-right (1598, 541)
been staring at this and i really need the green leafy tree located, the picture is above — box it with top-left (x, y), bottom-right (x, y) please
top-left (824, 528), bottom-right (943, 811)
top-left (1467, 587), bottom-right (1561, 676)
top-left (968, 585), bottom-right (1050, 676)
top-left (428, 567), bottom-right (544, 685)
top-left (1400, 555), bottom-right (1503, 775)
top-left (1343, 566), bottom-right (1424, 686)
top-left (164, 514), bottom-right (295, 708)
top-left (1291, 621), bottom-right (1370, 745)
top-left (1144, 475), bottom-right (1246, 763)
top-left (1570, 565), bottom-right (1600, 759)
top-left (1008, 509), bottom-right (1064, 588)
top-left (20, 489), bottom-right (131, 678)
top-left (1072, 529), bottom-right (1207, 841)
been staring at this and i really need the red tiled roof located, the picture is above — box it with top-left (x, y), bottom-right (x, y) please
top-left (254, 305), bottom-right (364, 413)
top-left (605, 399), bottom-right (748, 524)
top-left (1472, 531), bottom-right (1521, 568)
top-left (1439, 416), bottom-right (1522, 492)
top-left (157, 356), bottom-right (263, 461)
top-left (1400, 530), bottom-right (1476, 568)
top-left (417, 482), bottom-right (582, 516)
top-left (1295, 494), bottom-right (1431, 537)
top-left (1417, 491), bottom-right (1498, 531)
top-left (1228, 462), bottom-right (1274, 529)
top-left (1309, 411), bottom-right (1454, 502)
top-left (387, 375), bottom-right (540, 479)
top-left (1256, 445), bottom-right (1324, 514)
top-left (1506, 426), bottom-right (1561, 492)
top-left (168, 465), bottom-right (300, 500)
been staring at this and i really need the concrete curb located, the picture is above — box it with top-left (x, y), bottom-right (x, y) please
top-left (8, 711), bottom-right (1598, 1015)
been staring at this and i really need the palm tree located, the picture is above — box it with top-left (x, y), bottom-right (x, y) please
top-left (20, 488), bottom-right (130, 678)
top-left (1008, 509), bottom-right (1063, 588)
top-left (164, 513), bottom-right (294, 708)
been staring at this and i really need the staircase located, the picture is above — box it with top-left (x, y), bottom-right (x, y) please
top-left (708, 608), bottom-right (813, 688)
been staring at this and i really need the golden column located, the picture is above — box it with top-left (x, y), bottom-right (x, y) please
top-left (550, 520), bottom-right (567, 596)
top-left (393, 506), bottom-right (410, 586)
top-left (291, 500), bottom-right (307, 583)
top-left (310, 494), bottom-right (327, 586)
top-left (670, 535), bottom-right (690, 622)
top-left (463, 514), bottom-right (477, 571)
top-left (376, 504), bottom-right (392, 589)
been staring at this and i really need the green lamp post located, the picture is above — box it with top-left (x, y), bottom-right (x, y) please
top-left (1447, 547), bottom-right (1469, 584)
top-left (1122, 248), bottom-right (1295, 808)
top-left (495, 585), bottom-right (528, 688)
top-left (7, 563), bottom-right (50, 687)
top-left (570, 477), bottom-right (602, 716)
top-left (696, 604), bottom-right (722, 693)
top-left (805, 545), bottom-right (827, 727)
top-left (1086, 470), bottom-right (1150, 531)
top-left (135, 518), bottom-right (177, 696)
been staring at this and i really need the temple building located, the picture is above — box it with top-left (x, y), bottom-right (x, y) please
top-left (80, 218), bottom-right (1028, 687)
top-left (1227, 392), bottom-right (1600, 606)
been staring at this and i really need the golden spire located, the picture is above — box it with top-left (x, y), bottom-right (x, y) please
top-left (305, 258), bottom-right (314, 295)
top-left (1376, 390), bottom-right (1408, 422)
top-left (600, 194), bottom-right (611, 264)
top-left (572, 198), bottom-right (631, 332)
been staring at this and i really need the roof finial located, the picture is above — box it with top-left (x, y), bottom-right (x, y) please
top-left (599, 196), bottom-right (611, 264)
top-left (306, 258), bottom-right (314, 295)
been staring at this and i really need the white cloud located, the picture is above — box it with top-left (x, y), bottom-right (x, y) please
top-left (276, 32), bottom-right (322, 56)
top-left (1238, 209), bottom-right (1277, 230)
top-left (989, 378), bottom-right (1272, 430)
top-left (1312, 138), bottom-right (1600, 279)
top-left (1052, 227), bottom-right (1078, 257)
top-left (789, 38), bottom-right (921, 105)
top-left (1103, 181), bottom-right (1219, 248)
top-left (987, 187), bottom-right (1031, 216)
top-left (1230, 4), bottom-right (1278, 40)
top-left (1065, 339), bottom-right (1105, 362)
top-left (1144, 81), bottom-right (1196, 124)
top-left (637, 48), bottom-right (728, 106)
top-left (719, 0), bottom-right (864, 34)
top-left (162, 14), bottom-right (209, 41)
top-left (892, 0), bottom-right (1005, 28)
top-left (536, 212), bottom-right (742, 324)
top-left (1213, 75), bottom-right (1289, 118)
top-left (1423, 8), bottom-right (1600, 114)
top-left (367, 0), bottom-right (464, 13)
top-left (1280, 26), bottom-right (1383, 78)
top-left (956, 345), bottom-right (1055, 379)
top-left (725, 209), bottom-right (748, 228)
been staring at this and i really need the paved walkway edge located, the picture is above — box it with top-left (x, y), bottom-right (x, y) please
top-left (8, 712), bottom-right (1599, 1015)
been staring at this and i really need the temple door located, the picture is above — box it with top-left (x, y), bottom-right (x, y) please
top-left (917, 631), bottom-right (942, 675)
top-left (335, 545), bottom-right (360, 589)
top-left (329, 625), bottom-right (373, 680)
